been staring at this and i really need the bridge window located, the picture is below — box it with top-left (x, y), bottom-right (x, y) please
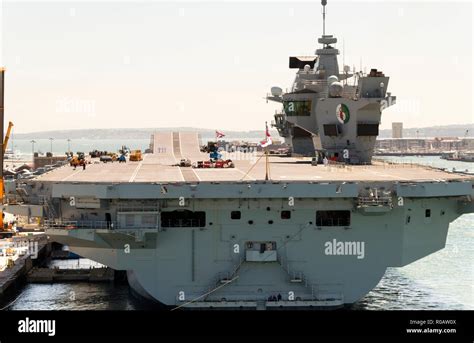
top-left (281, 211), bottom-right (291, 219)
top-left (357, 124), bottom-right (379, 136)
top-left (161, 210), bottom-right (206, 228)
top-left (231, 211), bottom-right (241, 220)
top-left (425, 209), bottom-right (431, 218)
top-left (283, 100), bottom-right (312, 116)
top-left (316, 210), bottom-right (350, 227)
top-left (323, 124), bottom-right (341, 137)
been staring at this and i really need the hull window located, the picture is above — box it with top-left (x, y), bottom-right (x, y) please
top-left (161, 210), bottom-right (206, 228)
top-left (316, 210), bottom-right (350, 227)
top-left (246, 241), bottom-right (277, 262)
top-left (231, 211), bottom-right (241, 220)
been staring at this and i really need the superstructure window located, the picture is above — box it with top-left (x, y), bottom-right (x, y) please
top-left (161, 210), bottom-right (206, 228)
top-left (231, 211), bottom-right (241, 220)
top-left (357, 124), bottom-right (379, 136)
top-left (281, 211), bottom-right (291, 219)
top-left (323, 124), bottom-right (340, 137)
top-left (283, 100), bottom-right (312, 116)
top-left (316, 211), bottom-right (350, 227)
top-left (425, 209), bottom-right (431, 218)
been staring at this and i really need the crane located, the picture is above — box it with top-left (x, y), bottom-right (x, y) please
top-left (3, 121), bottom-right (13, 154)
top-left (1, 121), bottom-right (13, 232)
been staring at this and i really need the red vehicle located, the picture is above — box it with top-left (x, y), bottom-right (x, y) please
top-left (194, 159), bottom-right (234, 169)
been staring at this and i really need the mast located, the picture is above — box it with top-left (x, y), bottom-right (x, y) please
top-left (322, 0), bottom-right (327, 36)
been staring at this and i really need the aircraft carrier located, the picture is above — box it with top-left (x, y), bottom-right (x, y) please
top-left (3, 1), bottom-right (474, 309)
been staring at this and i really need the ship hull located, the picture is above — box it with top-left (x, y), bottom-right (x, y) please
top-left (45, 195), bottom-right (466, 309)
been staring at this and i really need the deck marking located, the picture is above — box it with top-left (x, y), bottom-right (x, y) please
top-left (377, 172), bottom-right (410, 181)
top-left (234, 167), bottom-right (257, 181)
top-left (191, 168), bottom-right (201, 182)
top-left (129, 155), bottom-right (147, 182)
top-left (169, 132), bottom-right (185, 182)
top-left (61, 169), bottom-right (85, 182)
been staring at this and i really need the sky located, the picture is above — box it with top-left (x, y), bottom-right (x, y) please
top-left (0, 0), bottom-right (472, 133)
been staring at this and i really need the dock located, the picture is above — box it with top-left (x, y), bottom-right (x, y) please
top-left (0, 236), bottom-right (49, 294)
top-left (26, 266), bottom-right (114, 283)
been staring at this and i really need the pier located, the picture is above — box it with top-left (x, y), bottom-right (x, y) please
top-left (0, 235), bottom-right (49, 294)
top-left (26, 266), bottom-right (114, 283)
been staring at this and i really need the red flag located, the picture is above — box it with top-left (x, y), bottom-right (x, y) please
top-left (259, 122), bottom-right (273, 148)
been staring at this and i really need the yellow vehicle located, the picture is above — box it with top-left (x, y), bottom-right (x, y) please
top-left (70, 154), bottom-right (86, 167)
top-left (129, 150), bottom-right (143, 162)
top-left (106, 152), bottom-right (118, 161)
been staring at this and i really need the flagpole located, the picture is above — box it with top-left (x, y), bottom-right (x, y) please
top-left (265, 147), bottom-right (269, 181)
top-left (264, 121), bottom-right (270, 181)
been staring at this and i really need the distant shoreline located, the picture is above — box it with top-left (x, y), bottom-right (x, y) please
top-left (12, 124), bottom-right (474, 140)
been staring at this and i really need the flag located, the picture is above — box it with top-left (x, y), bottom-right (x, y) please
top-left (259, 122), bottom-right (273, 148)
top-left (215, 130), bottom-right (225, 139)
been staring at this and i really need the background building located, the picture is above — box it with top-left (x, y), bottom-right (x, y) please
top-left (392, 122), bottom-right (403, 139)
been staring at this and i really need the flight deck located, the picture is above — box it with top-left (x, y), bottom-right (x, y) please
top-left (33, 132), bottom-right (472, 184)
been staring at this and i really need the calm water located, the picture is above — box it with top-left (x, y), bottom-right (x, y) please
top-left (1, 156), bottom-right (473, 310)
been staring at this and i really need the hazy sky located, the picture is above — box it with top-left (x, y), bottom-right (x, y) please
top-left (0, 0), bottom-right (472, 133)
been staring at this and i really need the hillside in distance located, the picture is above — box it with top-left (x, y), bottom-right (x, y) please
top-left (12, 124), bottom-right (474, 140)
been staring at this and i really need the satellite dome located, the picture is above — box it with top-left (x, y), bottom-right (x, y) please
top-left (329, 81), bottom-right (343, 97)
top-left (327, 75), bottom-right (339, 85)
top-left (271, 87), bottom-right (283, 97)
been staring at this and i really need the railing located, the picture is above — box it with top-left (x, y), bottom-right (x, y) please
top-left (161, 219), bottom-right (205, 228)
top-left (301, 80), bottom-right (328, 97)
top-left (357, 196), bottom-right (393, 207)
top-left (203, 258), bottom-right (244, 300)
top-left (38, 195), bottom-right (57, 219)
top-left (277, 255), bottom-right (343, 301)
top-left (310, 283), bottom-right (344, 302)
top-left (117, 204), bottom-right (159, 212)
top-left (342, 85), bottom-right (358, 99)
top-left (44, 220), bottom-right (117, 230)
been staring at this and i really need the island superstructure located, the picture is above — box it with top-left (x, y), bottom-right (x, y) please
top-left (269, 0), bottom-right (395, 160)
top-left (3, 1), bottom-right (474, 309)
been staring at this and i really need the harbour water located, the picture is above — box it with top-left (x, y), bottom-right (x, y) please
top-left (0, 156), bottom-right (472, 311)
top-left (7, 136), bottom-right (262, 161)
